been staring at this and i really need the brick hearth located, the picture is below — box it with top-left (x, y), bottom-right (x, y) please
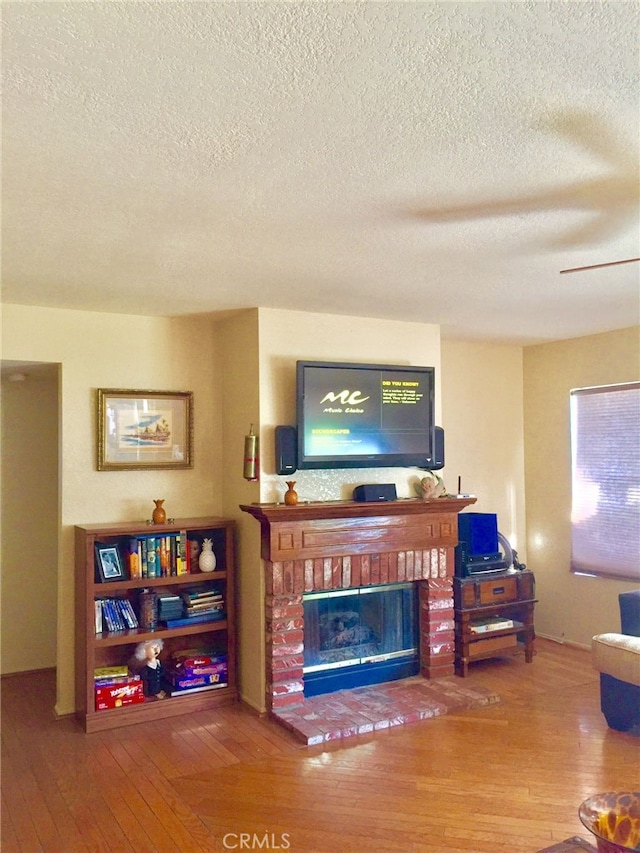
top-left (272, 674), bottom-right (500, 745)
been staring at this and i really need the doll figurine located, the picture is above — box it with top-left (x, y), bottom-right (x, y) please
top-left (132, 639), bottom-right (167, 699)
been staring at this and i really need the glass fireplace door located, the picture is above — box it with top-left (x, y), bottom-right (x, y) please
top-left (303, 583), bottom-right (419, 695)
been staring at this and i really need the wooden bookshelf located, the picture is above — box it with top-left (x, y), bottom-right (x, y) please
top-left (74, 517), bottom-right (237, 732)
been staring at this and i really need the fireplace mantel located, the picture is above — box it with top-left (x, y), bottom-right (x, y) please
top-left (241, 496), bottom-right (475, 524)
top-left (241, 496), bottom-right (478, 713)
top-left (240, 497), bottom-right (476, 561)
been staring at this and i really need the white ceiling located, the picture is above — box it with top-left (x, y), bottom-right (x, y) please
top-left (2, 1), bottom-right (639, 346)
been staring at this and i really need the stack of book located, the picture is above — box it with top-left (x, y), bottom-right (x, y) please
top-left (95, 597), bottom-right (139, 633)
top-left (163, 651), bottom-right (228, 697)
top-left (156, 591), bottom-right (183, 623)
top-left (94, 665), bottom-right (144, 710)
top-left (163, 585), bottom-right (225, 628)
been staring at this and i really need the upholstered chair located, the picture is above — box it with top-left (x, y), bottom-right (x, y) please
top-left (591, 590), bottom-right (640, 731)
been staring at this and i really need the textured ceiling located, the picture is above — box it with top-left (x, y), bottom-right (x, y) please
top-left (2, 1), bottom-right (639, 345)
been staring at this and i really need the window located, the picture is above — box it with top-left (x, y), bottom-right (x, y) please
top-left (570, 382), bottom-right (640, 581)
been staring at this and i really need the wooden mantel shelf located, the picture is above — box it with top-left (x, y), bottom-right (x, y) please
top-left (240, 497), bottom-right (476, 562)
top-left (240, 496), bottom-right (476, 523)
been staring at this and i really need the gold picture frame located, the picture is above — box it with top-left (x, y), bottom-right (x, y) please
top-left (97, 389), bottom-right (193, 471)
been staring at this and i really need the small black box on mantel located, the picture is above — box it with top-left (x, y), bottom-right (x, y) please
top-left (353, 483), bottom-right (397, 502)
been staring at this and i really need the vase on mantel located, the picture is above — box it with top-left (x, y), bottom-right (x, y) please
top-left (198, 538), bottom-right (217, 573)
top-left (152, 499), bottom-right (167, 524)
top-left (284, 481), bottom-right (298, 506)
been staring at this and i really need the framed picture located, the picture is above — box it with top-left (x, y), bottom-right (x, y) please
top-left (97, 389), bottom-right (193, 470)
top-left (95, 544), bottom-right (126, 583)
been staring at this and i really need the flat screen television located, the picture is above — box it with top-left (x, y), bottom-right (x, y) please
top-left (296, 360), bottom-right (436, 470)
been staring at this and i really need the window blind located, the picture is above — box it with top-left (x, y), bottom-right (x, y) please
top-left (570, 382), bottom-right (640, 581)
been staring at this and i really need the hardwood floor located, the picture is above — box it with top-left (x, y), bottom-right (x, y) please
top-left (2, 639), bottom-right (638, 853)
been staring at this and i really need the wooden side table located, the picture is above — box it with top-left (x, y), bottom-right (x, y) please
top-left (454, 569), bottom-right (536, 676)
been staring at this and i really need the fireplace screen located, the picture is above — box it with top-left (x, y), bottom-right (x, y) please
top-left (303, 583), bottom-right (418, 672)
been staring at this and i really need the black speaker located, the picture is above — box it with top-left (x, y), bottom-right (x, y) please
top-left (275, 425), bottom-right (297, 475)
top-left (353, 483), bottom-right (397, 502)
top-left (433, 426), bottom-right (445, 470)
top-left (454, 541), bottom-right (470, 577)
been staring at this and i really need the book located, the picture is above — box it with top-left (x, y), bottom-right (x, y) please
top-left (100, 600), bottom-right (115, 632)
top-left (164, 612), bottom-right (225, 629)
top-left (177, 531), bottom-right (188, 574)
top-left (159, 537), bottom-right (168, 576)
top-left (128, 538), bottom-right (141, 579)
top-left (146, 537), bottom-right (157, 577)
top-left (182, 605), bottom-right (225, 618)
top-left (470, 617), bottom-right (515, 634)
top-left (169, 535), bottom-right (177, 576)
top-left (181, 585), bottom-right (223, 601)
top-left (105, 599), bottom-right (125, 631)
top-left (140, 538), bottom-right (148, 578)
top-left (182, 591), bottom-right (223, 603)
top-left (94, 600), bottom-right (103, 633)
top-left (115, 598), bottom-right (138, 629)
top-left (184, 599), bottom-right (224, 612)
top-left (124, 598), bottom-right (139, 628)
top-left (94, 665), bottom-right (129, 680)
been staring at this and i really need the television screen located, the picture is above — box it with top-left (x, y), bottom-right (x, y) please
top-left (296, 360), bottom-right (436, 469)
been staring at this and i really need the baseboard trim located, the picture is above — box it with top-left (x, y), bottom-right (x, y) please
top-left (1, 666), bottom-right (56, 679)
top-left (238, 694), bottom-right (267, 717)
top-left (537, 633), bottom-right (591, 652)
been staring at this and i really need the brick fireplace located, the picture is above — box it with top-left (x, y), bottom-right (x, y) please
top-left (241, 497), bottom-right (475, 715)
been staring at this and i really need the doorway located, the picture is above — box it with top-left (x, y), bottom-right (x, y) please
top-left (1, 361), bottom-right (60, 675)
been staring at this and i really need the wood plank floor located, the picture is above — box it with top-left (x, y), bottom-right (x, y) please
top-left (2, 639), bottom-right (638, 853)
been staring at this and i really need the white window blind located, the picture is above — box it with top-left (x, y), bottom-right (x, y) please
top-left (570, 382), bottom-right (640, 581)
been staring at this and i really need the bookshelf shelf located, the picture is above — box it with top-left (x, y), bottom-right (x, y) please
top-left (94, 619), bottom-right (229, 647)
top-left (92, 572), bottom-right (228, 593)
top-left (75, 516), bottom-right (238, 733)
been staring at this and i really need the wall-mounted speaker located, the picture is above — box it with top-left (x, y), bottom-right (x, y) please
top-left (433, 426), bottom-right (445, 470)
top-left (275, 425), bottom-right (297, 475)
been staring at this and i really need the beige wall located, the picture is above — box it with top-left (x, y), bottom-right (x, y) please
top-left (215, 309), bottom-right (263, 711)
top-left (524, 326), bottom-right (640, 647)
top-left (441, 340), bottom-right (526, 554)
top-left (1, 365), bottom-right (59, 672)
top-left (1, 302), bottom-right (530, 718)
top-left (1, 304), bottom-right (223, 715)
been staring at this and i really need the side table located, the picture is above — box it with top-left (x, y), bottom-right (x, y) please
top-left (454, 569), bottom-right (537, 676)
